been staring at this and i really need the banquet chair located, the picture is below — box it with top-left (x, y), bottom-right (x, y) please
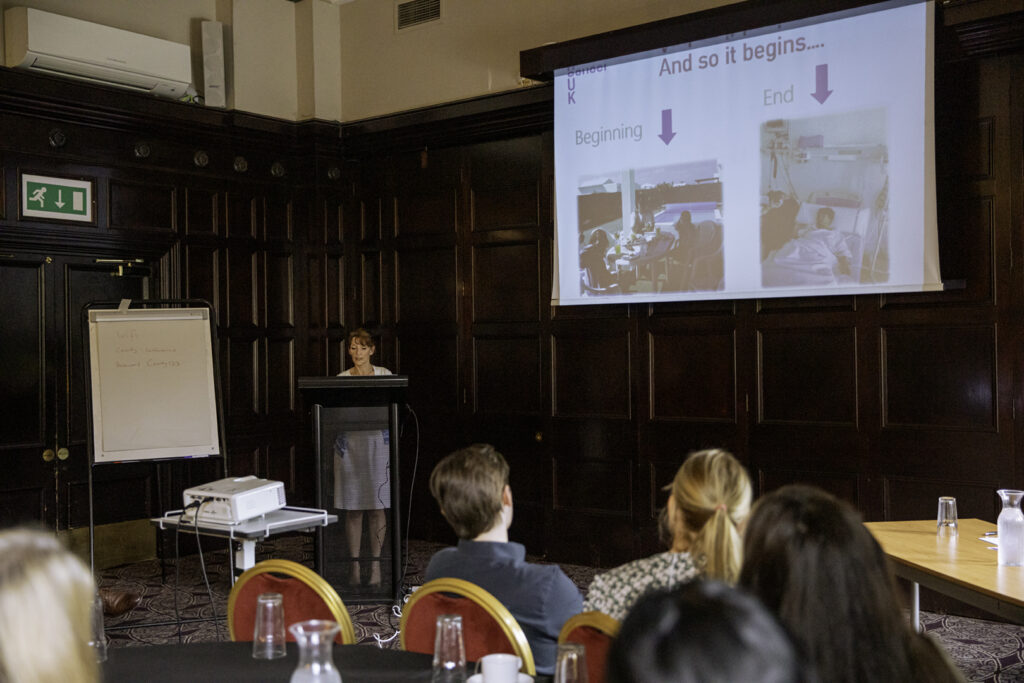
top-left (558, 611), bottom-right (620, 683)
top-left (227, 558), bottom-right (355, 644)
top-left (400, 577), bottom-right (536, 675)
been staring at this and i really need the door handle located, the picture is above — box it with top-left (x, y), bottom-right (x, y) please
top-left (57, 447), bottom-right (70, 461)
top-left (42, 448), bottom-right (55, 462)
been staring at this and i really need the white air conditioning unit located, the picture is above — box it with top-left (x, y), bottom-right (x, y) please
top-left (4, 7), bottom-right (193, 100)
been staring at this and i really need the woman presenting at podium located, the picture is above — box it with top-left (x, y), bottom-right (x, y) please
top-left (335, 328), bottom-right (391, 586)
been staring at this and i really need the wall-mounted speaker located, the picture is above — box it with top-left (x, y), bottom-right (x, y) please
top-left (201, 20), bottom-right (226, 109)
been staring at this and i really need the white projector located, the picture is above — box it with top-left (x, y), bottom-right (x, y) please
top-left (181, 476), bottom-right (286, 524)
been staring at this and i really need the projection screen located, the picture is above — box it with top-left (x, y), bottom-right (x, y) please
top-left (553, 0), bottom-right (939, 305)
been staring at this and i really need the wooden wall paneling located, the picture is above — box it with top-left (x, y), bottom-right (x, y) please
top-left (647, 324), bottom-right (737, 423)
top-left (361, 190), bottom-right (384, 242)
top-left (0, 257), bottom-right (46, 450)
top-left (472, 241), bottom-right (539, 323)
top-left (183, 244), bottom-right (220, 320)
top-left (552, 320), bottom-right (632, 418)
top-left (757, 468), bottom-right (861, 508)
top-left (394, 145), bottom-right (459, 238)
top-left (326, 253), bottom-right (344, 330)
top-left (396, 332), bottom-right (461, 414)
top-left (185, 187), bottom-right (218, 236)
top-left (468, 136), bottom-right (542, 231)
top-left (474, 334), bottom-right (541, 415)
top-left (749, 313), bottom-right (865, 503)
top-left (396, 246), bottom-right (457, 324)
top-left (884, 476), bottom-right (998, 524)
top-left (643, 315), bottom-right (745, 524)
top-left (306, 254), bottom-right (325, 331)
top-left (0, 257), bottom-right (52, 526)
top-left (361, 250), bottom-right (384, 330)
top-left (108, 175), bottom-right (176, 234)
top-left (266, 441), bottom-right (305, 504)
top-left (306, 336), bottom-right (326, 380)
top-left (226, 193), bottom-right (257, 240)
top-left (549, 413), bottom-right (637, 565)
top-left (933, 58), bottom-right (994, 304)
top-left (227, 246), bottom-right (258, 328)
top-left (227, 443), bottom-right (261, 479)
top-left (326, 196), bottom-right (345, 246)
top-left (226, 336), bottom-right (259, 424)
top-left (69, 465), bottom-right (154, 527)
top-left (266, 337), bottom-right (296, 417)
top-left (882, 324), bottom-right (997, 430)
top-left (758, 326), bottom-right (858, 426)
top-left (265, 194), bottom-right (292, 242)
top-left (265, 250), bottom-right (295, 328)
top-left (890, 58), bottom-right (1003, 308)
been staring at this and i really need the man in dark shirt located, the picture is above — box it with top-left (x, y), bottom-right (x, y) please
top-left (424, 443), bottom-right (583, 675)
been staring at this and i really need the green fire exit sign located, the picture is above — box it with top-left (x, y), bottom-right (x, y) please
top-left (21, 174), bottom-right (93, 223)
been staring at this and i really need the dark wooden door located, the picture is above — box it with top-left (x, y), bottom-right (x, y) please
top-left (0, 251), bottom-right (158, 529)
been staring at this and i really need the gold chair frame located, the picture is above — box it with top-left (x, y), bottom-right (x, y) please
top-left (226, 558), bottom-right (355, 644)
top-left (557, 610), bottom-right (620, 643)
top-left (400, 577), bottom-right (536, 675)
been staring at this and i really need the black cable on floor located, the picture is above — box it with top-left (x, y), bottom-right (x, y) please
top-left (174, 502), bottom-right (201, 645)
top-left (192, 499), bottom-right (223, 642)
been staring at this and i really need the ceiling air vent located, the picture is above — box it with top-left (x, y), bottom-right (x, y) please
top-left (396, 0), bottom-right (441, 31)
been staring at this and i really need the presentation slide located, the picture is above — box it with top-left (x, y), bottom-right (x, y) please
top-left (554, 0), bottom-right (940, 305)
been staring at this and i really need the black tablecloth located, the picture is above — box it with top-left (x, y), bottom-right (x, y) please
top-left (104, 641), bottom-right (433, 683)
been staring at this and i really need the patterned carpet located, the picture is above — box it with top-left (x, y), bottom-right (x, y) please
top-left (99, 534), bottom-right (1024, 681)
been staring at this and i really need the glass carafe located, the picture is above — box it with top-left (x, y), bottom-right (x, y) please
top-left (289, 620), bottom-right (342, 683)
top-left (997, 489), bottom-right (1024, 567)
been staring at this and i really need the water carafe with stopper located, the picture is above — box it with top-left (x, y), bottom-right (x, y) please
top-left (997, 489), bottom-right (1024, 567)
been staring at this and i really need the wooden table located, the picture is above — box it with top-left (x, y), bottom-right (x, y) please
top-left (865, 518), bottom-right (1024, 627)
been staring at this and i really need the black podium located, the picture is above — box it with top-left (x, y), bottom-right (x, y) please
top-left (298, 376), bottom-right (408, 604)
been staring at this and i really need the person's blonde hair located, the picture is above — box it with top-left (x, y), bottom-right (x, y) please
top-left (0, 528), bottom-right (98, 683)
top-left (665, 449), bottom-right (751, 583)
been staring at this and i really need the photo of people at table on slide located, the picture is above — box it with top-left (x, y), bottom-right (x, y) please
top-left (577, 159), bottom-right (723, 296)
top-left (760, 107), bottom-right (889, 288)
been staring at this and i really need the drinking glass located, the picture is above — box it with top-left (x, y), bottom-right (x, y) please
top-left (252, 592), bottom-right (286, 659)
top-left (88, 594), bottom-right (107, 663)
top-left (553, 642), bottom-right (587, 683)
top-left (431, 614), bottom-right (466, 683)
top-left (937, 496), bottom-right (958, 538)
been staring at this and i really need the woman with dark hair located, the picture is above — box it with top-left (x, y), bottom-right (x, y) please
top-left (739, 485), bottom-right (964, 683)
top-left (607, 580), bottom-right (811, 683)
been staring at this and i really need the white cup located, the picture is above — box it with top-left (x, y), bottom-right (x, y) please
top-left (480, 652), bottom-right (522, 683)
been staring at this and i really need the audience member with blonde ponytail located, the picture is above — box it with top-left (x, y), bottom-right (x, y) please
top-left (582, 449), bottom-right (751, 621)
top-left (0, 528), bottom-right (99, 683)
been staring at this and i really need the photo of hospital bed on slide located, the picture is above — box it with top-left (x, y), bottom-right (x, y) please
top-left (577, 159), bottom-right (724, 296)
top-left (760, 108), bottom-right (889, 288)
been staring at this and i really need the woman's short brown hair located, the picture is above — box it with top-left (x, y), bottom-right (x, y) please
top-left (429, 444), bottom-right (509, 540)
top-left (347, 328), bottom-right (375, 348)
